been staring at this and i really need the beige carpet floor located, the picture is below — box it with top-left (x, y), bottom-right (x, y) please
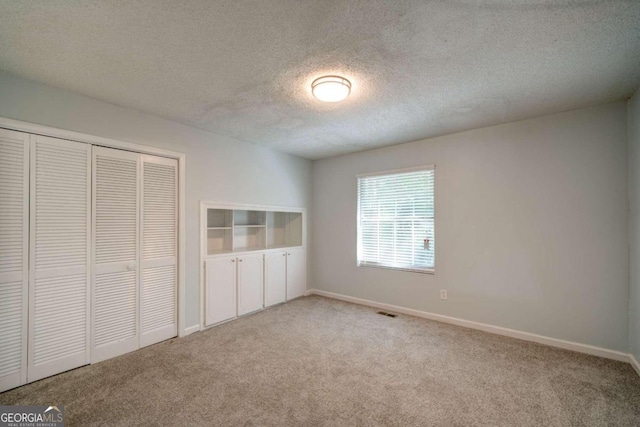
top-left (2, 295), bottom-right (640, 426)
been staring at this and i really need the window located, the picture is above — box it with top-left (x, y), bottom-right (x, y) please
top-left (357, 166), bottom-right (435, 273)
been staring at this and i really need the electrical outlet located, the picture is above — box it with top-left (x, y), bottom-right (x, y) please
top-left (440, 290), bottom-right (448, 300)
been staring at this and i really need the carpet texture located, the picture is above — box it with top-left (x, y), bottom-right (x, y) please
top-left (1, 295), bottom-right (639, 426)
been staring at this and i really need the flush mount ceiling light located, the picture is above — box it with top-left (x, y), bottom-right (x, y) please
top-left (311, 75), bottom-right (352, 102)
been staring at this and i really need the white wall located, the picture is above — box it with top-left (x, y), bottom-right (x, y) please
top-left (0, 70), bottom-right (632, 354)
top-left (0, 71), bottom-right (312, 329)
top-left (629, 90), bottom-right (640, 361)
top-left (312, 102), bottom-right (629, 351)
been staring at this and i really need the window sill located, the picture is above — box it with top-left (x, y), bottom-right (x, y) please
top-left (357, 263), bottom-right (435, 275)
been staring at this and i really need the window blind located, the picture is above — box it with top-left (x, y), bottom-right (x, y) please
top-left (357, 167), bottom-right (434, 272)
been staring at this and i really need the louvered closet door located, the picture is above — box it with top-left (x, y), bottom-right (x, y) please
top-left (140, 155), bottom-right (177, 347)
top-left (0, 129), bottom-right (29, 392)
top-left (28, 135), bottom-right (90, 382)
top-left (92, 147), bottom-right (140, 363)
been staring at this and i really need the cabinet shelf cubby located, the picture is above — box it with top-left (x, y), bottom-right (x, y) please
top-left (201, 202), bottom-right (307, 330)
top-left (202, 205), bottom-right (303, 257)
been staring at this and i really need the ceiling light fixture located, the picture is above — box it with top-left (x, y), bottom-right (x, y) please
top-left (311, 75), bottom-right (351, 102)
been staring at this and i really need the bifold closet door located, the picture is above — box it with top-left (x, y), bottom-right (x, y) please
top-left (28, 135), bottom-right (90, 382)
top-left (92, 147), bottom-right (139, 363)
top-left (0, 129), bottom-right (29, 393)
top-left (92, 148), bottom-right (177, 360)
top-left (140, 155), bottom-right (177, 347)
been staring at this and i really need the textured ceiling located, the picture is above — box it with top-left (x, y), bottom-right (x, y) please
top-left (0, 1), bottom-right (639, 159)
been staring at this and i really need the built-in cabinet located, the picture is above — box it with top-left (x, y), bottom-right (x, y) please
top-left (204, 256), bottom-right (237, 326)
top-left (201, 204), bottom-right (306, 328)
top-left (263, 248), bottom-right (306, 304)
top-left (237, 253), bottom-right (264, 316)
top-left (264, 252), bottom-right (286, 307)
top-left (0, 127), bottom-right (180, 393)
top-left (285, 248), bottom-right (306, 300)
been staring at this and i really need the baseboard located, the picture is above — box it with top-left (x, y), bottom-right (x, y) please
top-left (631, 354), bottom-right (640, 377)
top-left (184, 324), bottom-right (200, 336)
top-left (307, 289), bottom-right (631, 363)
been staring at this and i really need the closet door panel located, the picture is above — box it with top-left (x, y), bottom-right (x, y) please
top-left (0, 129), bottom-right (29, 393)
top-left (28, 135), bottom-right (90, 382)
top-left (140, 155), bottom-right (177, 347)
top-left (92, 147), bottom-right (139, 363)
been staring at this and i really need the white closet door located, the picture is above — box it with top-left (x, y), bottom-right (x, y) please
top-left (140, 155), bottom-right (177, 348)
top-left (92, 147), bottom-right (139, 363)
top-left (28, 135), bottom-right (90, 382)
top-left (0, 129), bottom-right (29, 392)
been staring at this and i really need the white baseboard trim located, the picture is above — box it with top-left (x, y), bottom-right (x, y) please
top-left (631, 354), bottom-right (640, 377)
top-left (184, 324), bottom-right (200, 336)
top-left (307, 289), bottom-right (631, 364)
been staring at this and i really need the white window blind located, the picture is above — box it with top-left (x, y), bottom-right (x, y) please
top-left (357, 166), bottom-right (434, 273)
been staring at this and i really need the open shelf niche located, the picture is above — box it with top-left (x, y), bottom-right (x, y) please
top-left (266, 211), bottom-right (302, 249)
top-left (233, 210), bottom-right (266, 251)
top-left (202, 206), bottom-right (303, 256)
top-left (207, 209), bottom-right (233, 254)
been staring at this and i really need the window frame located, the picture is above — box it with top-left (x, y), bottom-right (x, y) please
top-left (356, 165), bottom-right (435, 275)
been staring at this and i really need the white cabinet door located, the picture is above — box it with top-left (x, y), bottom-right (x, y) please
top-left (286, 248), bottom-right (306, 301)
top-left (29, 135), bottom-right (90, 382)
top-left (140, 155), bottom-right (177, 348)
top-left (237, 254), bottom-right (263, 316)
top-left (264, 252), bottom-right (286, 307)
top-left (91, 146), bottom-right (139, 363)
top-left (205, 256), bottom-right (237, 326)
top-left (0, 129), bottom-right (29, 393)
